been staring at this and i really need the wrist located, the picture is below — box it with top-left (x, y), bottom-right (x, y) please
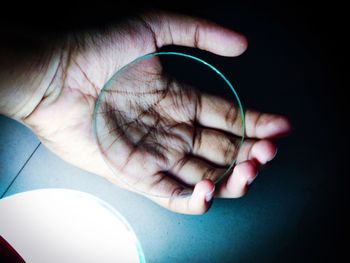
top-left (0, 41), bottom-right (64, 121)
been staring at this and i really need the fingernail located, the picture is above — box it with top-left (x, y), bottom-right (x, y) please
top-left (267, 148), bottom-right (278, 162)
top-left (265, 147), bottom-right (279, 163)
top-left (272, 148), bottom-right (278, 159)
top-left (247, 171), bottom-right (259, 186)
top-left (205, 186), bottom-right (215, 202)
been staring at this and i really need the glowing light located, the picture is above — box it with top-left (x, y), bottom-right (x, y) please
top-left (0, 189), bottom-right (145, 262)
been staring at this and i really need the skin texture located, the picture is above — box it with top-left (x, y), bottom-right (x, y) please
top-left (4, 12), bottom-right (291, 214)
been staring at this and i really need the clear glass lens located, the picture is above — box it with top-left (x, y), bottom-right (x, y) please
top-left (93, 52), bottom-right (245, 198)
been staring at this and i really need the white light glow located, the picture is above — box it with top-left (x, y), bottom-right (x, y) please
top-left (0, 189), bottom-right (145, 263)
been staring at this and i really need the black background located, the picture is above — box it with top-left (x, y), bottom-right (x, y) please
top-left (1, 1), bottom-right (347, 261)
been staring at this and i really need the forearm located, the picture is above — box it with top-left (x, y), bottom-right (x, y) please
top-left (0, 39), bottom-right (63, 122)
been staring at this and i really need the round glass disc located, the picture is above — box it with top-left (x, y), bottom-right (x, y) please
top-left (93, 52), bottom-right (245, 198)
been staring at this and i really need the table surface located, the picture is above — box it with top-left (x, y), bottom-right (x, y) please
top-left (0, 115), bottom-right (305, 263)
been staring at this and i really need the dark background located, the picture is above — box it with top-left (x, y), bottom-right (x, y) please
top-left (1, 1), bottom-right (347, 262)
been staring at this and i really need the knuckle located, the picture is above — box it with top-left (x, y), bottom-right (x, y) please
top-left (223, 138), bottom-right (238, 165)
top-left (225, 104), bottom-right (239, 130)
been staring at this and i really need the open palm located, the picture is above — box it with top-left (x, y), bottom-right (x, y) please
top-left (24, 12), bottom-right (290, 214)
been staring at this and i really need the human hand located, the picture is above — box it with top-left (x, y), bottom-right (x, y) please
top-left (23, 12), bottom-right (291, 214)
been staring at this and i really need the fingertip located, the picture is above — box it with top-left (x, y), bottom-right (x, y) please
top-left (273, 116), bottom-right (292, 136)
top-left (251, 140), bottom-right (276, 164)
top-left (232, 160), bottom-right (257, 185)
top-left (233, 33), bottom-right (248, 56)
top-left (189, 179), bottom-right (215, 214)
top-left (220, 30), bottom-right (248, 57)
top-left (204, 24), bottom-right (248, 57)
top-left (220, 160), bottom-right (256, 198)
top-left (280, 117), bottom-right (292, 135)
top-left (257, 116), bottom-right (292, 138)
top-left (194, 179), bottom-right (215, 201)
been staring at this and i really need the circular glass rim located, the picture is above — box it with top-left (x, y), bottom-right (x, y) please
top-left (93, 51), bottom-right (245, 197)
